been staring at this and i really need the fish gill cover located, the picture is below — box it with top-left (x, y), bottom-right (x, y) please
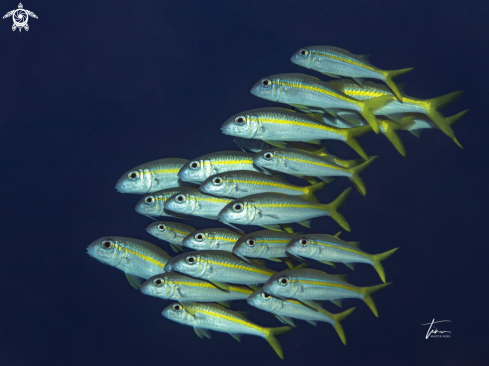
top-left (87, 45), bottom-right (466, 359)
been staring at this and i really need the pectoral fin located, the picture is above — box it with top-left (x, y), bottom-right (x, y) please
top-left (276, 315), bottom-right (296, 326)
top-left (210, 281), bottom-right (230, 292)
top-left (125, 273), bottom-right (144, 290)
top-left (345, 263), bottom-right (356, 270)
top-left (169, 243), bottom-right (184, 253)
top-left (306, 320), bottom-right (318, 326)
top-left (194, 327), bottom-right (212, 339)
top-left (230, 333), bottom-right (242, 342)
top-left (299, 299), bottom-right (322, 310)
top-left (319, 260), bottom-right (336, 268)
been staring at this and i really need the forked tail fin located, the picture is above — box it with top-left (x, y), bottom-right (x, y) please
top-left (264, 325), bottom-right (296, 359)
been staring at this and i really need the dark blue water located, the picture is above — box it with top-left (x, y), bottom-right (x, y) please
top-left (1, 1), bottom-right (487, 365)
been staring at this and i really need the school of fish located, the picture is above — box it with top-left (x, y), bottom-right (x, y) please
top-left (88, 45), bottom-right (466, 359)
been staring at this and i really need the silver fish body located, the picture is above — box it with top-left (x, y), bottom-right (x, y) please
top-left (221, 107), bottom-right (350, 143)
top-left (218, 189), bottom-right (351, 231)
top-left (161, 302), bottom-right (294, 359)
top-left (164, 190), bottom-right (233, 220)
top-left (199, 170), bottom-right (320, 199)
top-left (233, 230), bottom-right (299, 260)
top-left (182, 228), bottom-right (243, 251)
top-left (135, 187), bottom-right (200, 218)
top-left (167, 250), bottom-right (276, 285)
top-left (141, 272), bottom-right (252, 302)
top-left (115, 158), bottom-right (192, 194)
top-left (248, 289), bottom-right (335, 325)
top-left (178, 150), bottom-right (262, 183)
top-left (87, 236), bottom-right (171, 279)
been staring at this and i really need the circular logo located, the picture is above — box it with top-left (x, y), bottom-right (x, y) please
top-left (13, 9), bottom-right (28, 27)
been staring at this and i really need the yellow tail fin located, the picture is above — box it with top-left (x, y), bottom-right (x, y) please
top-left (360, 95), bottom-right (394, 134)
top-left (383, 67), bottom-right (414, 101)
top-left (362, 282), bottom-right (392, 317)
top-left (344, 124), bottom-right (372, 159)
top-left (370, 247), bottom-right (399, 283)
top-left (303, 181), bottom-right (329, 203)
top-left (447, 109), bottom-right (469, 126)
top-left (348, 156), bottom-right (378, 196)
top-left (265, 325), bottom-right (296, 359)
top-left (319, 306), bottom-right (356, 345)
top-left (427, 90), bottom-right (464, 148)
top-left (323, 188), bottom-right (352, 231)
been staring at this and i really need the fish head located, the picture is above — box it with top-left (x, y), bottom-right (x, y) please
top-left (253, 149), bottom-right (286, 171)
top-left (87, 237), bottom-right (125, 267)
top-left (247, 289), bottom-right (281, 312)
top-left (263, 271), bottom-right (300, 298)
top-left (135, 193), bottom-right (165, 217)
top-left (115, 167), bottom-right (153, 194)
top-left (200, 174), bottom-right (234, 197)
top-left (178, 159), bottom-right (211, 183)
top-left (146, 221), bottom-right (173, 241)
top-left (221, 111), bottom-right (260, 139)
top-left (170, 252), bottom-right (209, 278)
top-left (218, 199), bottom-right (256, 225)
top-left (233, 235), bottom-right (266, 258)
top-left (250, 75), bottom-right (283, 102)
top-left (161, 302), bottom-right (193, 325)
top-left (164, 192), bottom-right (198, 215)
top-left (183, 230), bottom-right (214, 250)
top-left (140, 274), bottom-right (176, 299)
top-left (286, 236), bottom-right (317, 258)
top-left (290, 47), bottom-right (315, 69)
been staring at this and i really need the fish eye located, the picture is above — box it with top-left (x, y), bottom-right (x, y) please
top-left (261, 78), bottom-right (272, 87)
top-left (189, 161), bottom-right (200, 170)
top-left (261, 292), bottom-right (271, 300)
top-left (173, 304), bottom-right (182, 311)
top-left (102, 240), bottom-right (114, 249)
top-left (144, 196), bottom-right (155, 205)
top-left (246, 238), bottom-right (256, 247)
top-left (235, 116), bottom-right (247, 125)
top-left (264, 152), bottom-right (273, 160)
top-left (299, 238), bottom-right (308, 246)
top-left (176, 194), bottom-right (186, 203)
top-left (195, 233), bottom-right (205, 241)
top-left (153, 278), bottom-right (164, 286)
top-left (279, 276), bottom-right (289, 286)
top-left (212, 177), bottom-right (223, 186)
top-left (158, 224), bottom-right (166, 231)
top-left (299, 49), bottom-right (309, 57)
top-left (233, 203), bottom-right (244, 212)
top-left (128, 171), bottom-right (140, 180)
top-left (186, 255), bottom-right (197, 264)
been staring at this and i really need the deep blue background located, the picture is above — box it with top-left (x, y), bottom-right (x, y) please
top-left (1, 0), bottom-right (488, 365)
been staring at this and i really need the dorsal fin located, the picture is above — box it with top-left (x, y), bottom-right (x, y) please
top-left (334, 231), bottom-right (342, 238)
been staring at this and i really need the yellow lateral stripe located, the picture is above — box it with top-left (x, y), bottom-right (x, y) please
top-left (210, 236), bottom-right (240, 242)
top-left (208, 259), bottom-right (275, 276)
top-left (297, 279), bottom-right (359, 293)
top-left (261, 118), bottom-right (338, 133)
top-left (317, 52), bottom-right (377, 72)
top-left (197, 197), bottom-right (233, 204)
top-left (122, 247), bottom-right (167, 269)
top-left (314, 242), bottom-right (370, 258)
top-left (279, 81), bottom-right (357, 104)
top-left (197, 309), bottom-right (263, 332)
top-left (173, 281), bottom-right (252, 295)
top-left (150, 168), bottom-right (181, 175)
top-left (232, 179), bottom-right (303, 192)
top-left (168, 228), bottom-right (192, 235)
top-left (258, 203), bottom-right (321, 209)
top-left (212, 159), bottom-right (254, 165)
top-left (256, 239), bottom-right (290, 244)
top-left (286, 156), bottom-right (349, 172)
top-left (344, 90), bottom-right (387, 99)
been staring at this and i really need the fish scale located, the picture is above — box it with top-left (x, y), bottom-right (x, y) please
top-left (164, 190), bottom-right (233, 220)
top-left (233, 229), bottom-right (299, 259)
top-left (182, 228), bottom-right (242, 251)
